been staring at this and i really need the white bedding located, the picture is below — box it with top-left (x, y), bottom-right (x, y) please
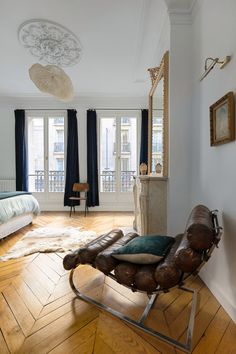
top-left (0, 194), bottom-right (40, 240)
top-left (0, 194), bottom-right (39, 224)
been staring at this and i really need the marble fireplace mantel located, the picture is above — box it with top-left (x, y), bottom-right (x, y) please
top-left (133, 175), bottom-right (167, 235)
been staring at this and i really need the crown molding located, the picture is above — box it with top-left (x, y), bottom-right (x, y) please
top-left (0, 94), bottom-right (147, 109)
top-left (165, 0), bottom-right (198, 24)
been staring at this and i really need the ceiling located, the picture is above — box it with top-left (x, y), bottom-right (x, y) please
top-left (0, 0), bottom-right (171, 98)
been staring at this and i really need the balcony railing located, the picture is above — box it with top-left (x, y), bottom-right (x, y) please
top-left (100, 170), bottom-right (135, 192)
top-left (54, 142), bottom-right (64, 152)
top-left (29, 169), bottom-right (135, 193)
top-left (28, 170), bottom-right (65, 192)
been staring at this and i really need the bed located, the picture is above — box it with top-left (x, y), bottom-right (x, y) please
top-left (0, 192), bottom-right (40, 240)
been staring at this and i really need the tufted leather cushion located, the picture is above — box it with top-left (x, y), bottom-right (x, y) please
top-left (174, 234), bottom-right (203, 273)
top-left (95, 232), bottom-right (139, 274)
top-left (185, 205), bottom-right (214, 250)
top-left (63, 229), bottom-right (123, 270)
top-left (114, 262), bottom-right (139, 286)
top-left (134, 265), bottom-right (157, 293)
top-left (154, 234), bottom-right (183, 289)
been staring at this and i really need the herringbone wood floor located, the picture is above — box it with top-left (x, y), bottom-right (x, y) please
top-left (0, 212), bottom-right (235, 354)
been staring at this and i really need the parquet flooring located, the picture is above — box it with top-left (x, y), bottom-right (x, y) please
top-left (0, 211), bottom-right (235, 354)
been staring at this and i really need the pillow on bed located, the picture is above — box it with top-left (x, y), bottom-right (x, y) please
top-left (112, 235), bottom-right (175, 264)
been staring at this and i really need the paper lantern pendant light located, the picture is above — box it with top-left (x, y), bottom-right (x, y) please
top-left (29, 63), bottom-right (74, 102)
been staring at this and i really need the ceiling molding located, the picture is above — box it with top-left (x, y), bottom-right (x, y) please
top-left (164, 0), bottom-right (197, 24)
top-left (0, 92), bottom-right (147, 102)
top-left (165, 0), bottom-right (196, 13)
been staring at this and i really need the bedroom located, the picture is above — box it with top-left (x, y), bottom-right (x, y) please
top-left (0, 0), bottom-right (236, 353)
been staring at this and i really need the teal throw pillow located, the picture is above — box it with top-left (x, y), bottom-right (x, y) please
top-left (112, 235), bottom-right (175, 264)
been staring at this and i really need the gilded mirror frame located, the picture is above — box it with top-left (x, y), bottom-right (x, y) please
top-left (148, 51), bottom-right (169, 176)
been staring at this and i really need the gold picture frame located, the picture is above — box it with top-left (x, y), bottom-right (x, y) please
top-left (210, 91), bottom-right (235, 146)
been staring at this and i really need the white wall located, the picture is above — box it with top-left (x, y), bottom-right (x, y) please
top-left (190, 0), bottom-right (236, 322)
top-left (0, 106), bottom-right (16, 178)
top-left (167, 17), bottom-right (193, 235)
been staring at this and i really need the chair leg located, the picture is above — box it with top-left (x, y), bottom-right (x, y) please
top-left (70, 206), bottom-right (72, 217)
top-left (84, 201), bottom-right (89, 217)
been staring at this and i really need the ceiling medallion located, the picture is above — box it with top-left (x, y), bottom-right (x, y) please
top-left (18, 19), bottom-right (82, 67)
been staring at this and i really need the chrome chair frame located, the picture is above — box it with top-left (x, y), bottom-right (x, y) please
top-left (70, 269), bottom-right (197, 353)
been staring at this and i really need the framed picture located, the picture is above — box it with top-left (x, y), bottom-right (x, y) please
top-left (210, 92), bottom-right (235, 146)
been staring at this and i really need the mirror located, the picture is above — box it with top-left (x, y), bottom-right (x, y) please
top-left (148, 51), bottom-right (169, 176)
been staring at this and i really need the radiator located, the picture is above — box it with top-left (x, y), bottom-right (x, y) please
top-left (0, 179), bottom-right (16, 192)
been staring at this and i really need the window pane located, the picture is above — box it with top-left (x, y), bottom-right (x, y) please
top-left (100, 118), bottom-right (116, 192)
top-left (28, 117), bottom-right (44, 192)
top-left (48, 117), bottom-right (65, 192)
top-left (120, 117), bottom-right (137, 192)
top-left (152, 112), bottom-right (163, 173)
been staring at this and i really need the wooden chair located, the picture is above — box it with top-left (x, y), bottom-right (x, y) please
top-left (69, 183), bottom-right (89, 217)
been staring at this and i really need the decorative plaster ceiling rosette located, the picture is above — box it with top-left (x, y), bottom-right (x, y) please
top-left (18, 19), bottom-right (82, 67)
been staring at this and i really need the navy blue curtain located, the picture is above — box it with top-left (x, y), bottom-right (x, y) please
top-left (139, 109), bottom-right (148, 165)
top-left (64, 110), bottom-right (80, 206)
top-left (87, 110), bottom-right (99, 206)
top-left (15, 109), bottom-right (28, 191)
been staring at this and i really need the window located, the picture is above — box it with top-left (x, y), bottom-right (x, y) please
top-left (56, 158), bottom-right (64, 171)
top-left (152, 111), bottom-right (163, 172)
top-left (27, 111), bottom-right (66, 193)
top-left (99, 112), bottom-right (138, 194)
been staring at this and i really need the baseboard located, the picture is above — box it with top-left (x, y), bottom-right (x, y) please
top-left (39, 203), bottom-right (134, 212)
top-left (200, 270), bottom-right (236, 323)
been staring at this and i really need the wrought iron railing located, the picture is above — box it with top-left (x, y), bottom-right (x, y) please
top-left (29, 169), bottom-right (135, 193)
top-left (28, 170), bottom-right (65, 192)
top-left (100, 170), bottom-right (135, 192)
top-left (121, 170), bottom-right (135, 191)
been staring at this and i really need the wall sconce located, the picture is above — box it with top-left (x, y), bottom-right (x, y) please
top-left (200, 56), bottom-right (231, 81)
